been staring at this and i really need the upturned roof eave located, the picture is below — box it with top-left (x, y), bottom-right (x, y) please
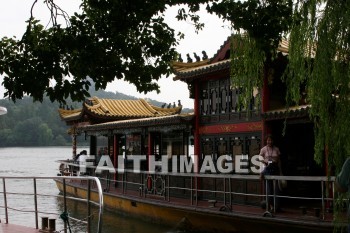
top-left (78, 113), bottom-right (194, 132)
top-left (173, 59), bottom-right (231, 81)
top-left (83, 97), bottom-right (182, 119)
top-left (262, 105), bottom-right (311, 120)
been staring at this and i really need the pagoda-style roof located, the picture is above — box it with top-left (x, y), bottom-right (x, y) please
top-left (77, 113), bottom-right (194, 135)
top-left (58, 97), bottom-right (182, 124)
top-left (262, 105), bottom-right (311, 120)
top-left (171, 59), bottom-right (210, 72)
top-left (173, 59), bottom-right (231, 81)
top-left (58, 108), bottom-right (82, 120)
top-left (172, 38), bottom-right (289, 81)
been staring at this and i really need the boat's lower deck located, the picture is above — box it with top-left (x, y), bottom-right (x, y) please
top-left (56, 175), bottom-right (341, 233)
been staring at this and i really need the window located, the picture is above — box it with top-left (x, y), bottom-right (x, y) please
top-left (199, 78), bottom-right (261, 122)
top-left (200, 134), bottom-right (261, 174)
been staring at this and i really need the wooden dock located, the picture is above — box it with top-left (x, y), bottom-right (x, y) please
top-left (0, 223), bottom-right (40, 233)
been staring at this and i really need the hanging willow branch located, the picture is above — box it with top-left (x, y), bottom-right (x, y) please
top-left (230, 33), bottom-right (265, 109)
top-left (212, 0), bottom-right (350, 172)
top-left (210, 0), bottom-right (293, 111)
top-left (287, 0), bottom-right (350, 171)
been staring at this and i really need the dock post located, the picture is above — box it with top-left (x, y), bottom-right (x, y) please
top-left (49, 218), bottom-right (56, 231)
top-left (87, 179), bottom-right (91, 233)
top-left (63, 178), bottom-right (67, 233)
top-left (2, 178), bottom-right (8, 224)
top-left (33, 178), bottom-right (38, 229)
top-left (41, 217), bottom-right (48, 230)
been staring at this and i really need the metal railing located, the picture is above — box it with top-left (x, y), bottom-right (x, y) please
top-left (93, 169), bottom-right (336, 221)
top-left (92, 170), bottom-right (336, 221)
top-left (59, 158), bottom-right (338, 224)
top-left (0, 176), bottom-right (103, 233)
top-left (263, 175), bottom-right (335, 218)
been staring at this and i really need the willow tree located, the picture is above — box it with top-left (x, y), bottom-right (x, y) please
top-left (209, 0), bottom-right (350, 173)
top-left (289, 0), bottom-right (350, 172)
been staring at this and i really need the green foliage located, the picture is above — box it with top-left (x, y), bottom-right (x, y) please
top-left (0, 98), bottom-right (70, 147)
top-left (333, 192), bottom-right (349, 232)
top-left (229, 33), bottom-right (265, 109)
top-left (209, 0), bottom-right (293, 110)
top-left (284, 0), bottom-right (350, 172)
top-left (55, 135), bottom-right (69, 146)
top-left (0, 0), bottom-right (208, 104)
top-left (38, 123), bottom-right (54, 146)
top-left (209, 0), bottom-right (293, 52)
top-left (0, 88), bottom-right (192, 147)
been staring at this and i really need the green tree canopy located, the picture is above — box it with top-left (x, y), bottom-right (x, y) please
top-left (0, 0), bottom-right (208, 104)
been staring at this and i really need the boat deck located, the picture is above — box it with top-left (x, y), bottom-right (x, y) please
top-left (0, 223), bottom-right (40, 233)
top-left (56, 178), bottom-right (333, 233)
top-left (72, 178), bottom-right (335, 222)
top-left (55, 174), bottom-right (343, 233)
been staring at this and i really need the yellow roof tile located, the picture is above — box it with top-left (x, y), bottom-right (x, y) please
top-left (58, 108), bottom-right (82, 120)
top-left (58, 97), bottom-right (182, 122)
top-left (172, 39), bottom-right (290, 77)
top-left (78, 113), bottom-right (194, 133)
top-left (171, 59), bottom-right (210, 72)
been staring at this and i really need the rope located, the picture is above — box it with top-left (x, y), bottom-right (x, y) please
top-left (60, 211), bottom-right (72, 233)
top-left (58, 211), bottom-right (97, 232)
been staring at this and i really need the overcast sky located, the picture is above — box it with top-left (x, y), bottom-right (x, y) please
top-left (0, 1), bottom-right (231, 108)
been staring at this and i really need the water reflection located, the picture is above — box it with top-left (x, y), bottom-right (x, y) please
top-left (56, 195), bottom-right (172, 233)
top-left (0, 147), bottom-right (177, 233)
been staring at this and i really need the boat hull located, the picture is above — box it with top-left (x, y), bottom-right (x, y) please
top-left (55, 179), bottom-right (334, 233)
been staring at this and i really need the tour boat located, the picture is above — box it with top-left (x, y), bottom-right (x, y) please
top-left (55, 162), bottom-right (336, 233)
top-left (55, 97), bottom-right (339, 233)
top-left (55, 37), bottom-right (344, 233)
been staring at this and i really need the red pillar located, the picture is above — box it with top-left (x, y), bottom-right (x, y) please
top-left (72, 127), bottom-right (77, 160)
top-left (113, 135), bottom-right (118, 182)
top-left (194, 80), bottom-right (200, 171)
top-left (194, 80), bottom-right (201, 194)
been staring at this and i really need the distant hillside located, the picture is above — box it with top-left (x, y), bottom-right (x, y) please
top-left (0, 89), bottom-right (193, 147)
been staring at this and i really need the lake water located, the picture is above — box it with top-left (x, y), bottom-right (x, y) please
top-left (0, 147), bottom-right (173, 233)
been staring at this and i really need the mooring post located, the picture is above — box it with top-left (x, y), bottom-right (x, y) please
top-left (33, 178), bottom-right (38, 229)
top-left (49, 218), bottom-right (56, 231)
top-left (41, 216), bottom-right (48, 230)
